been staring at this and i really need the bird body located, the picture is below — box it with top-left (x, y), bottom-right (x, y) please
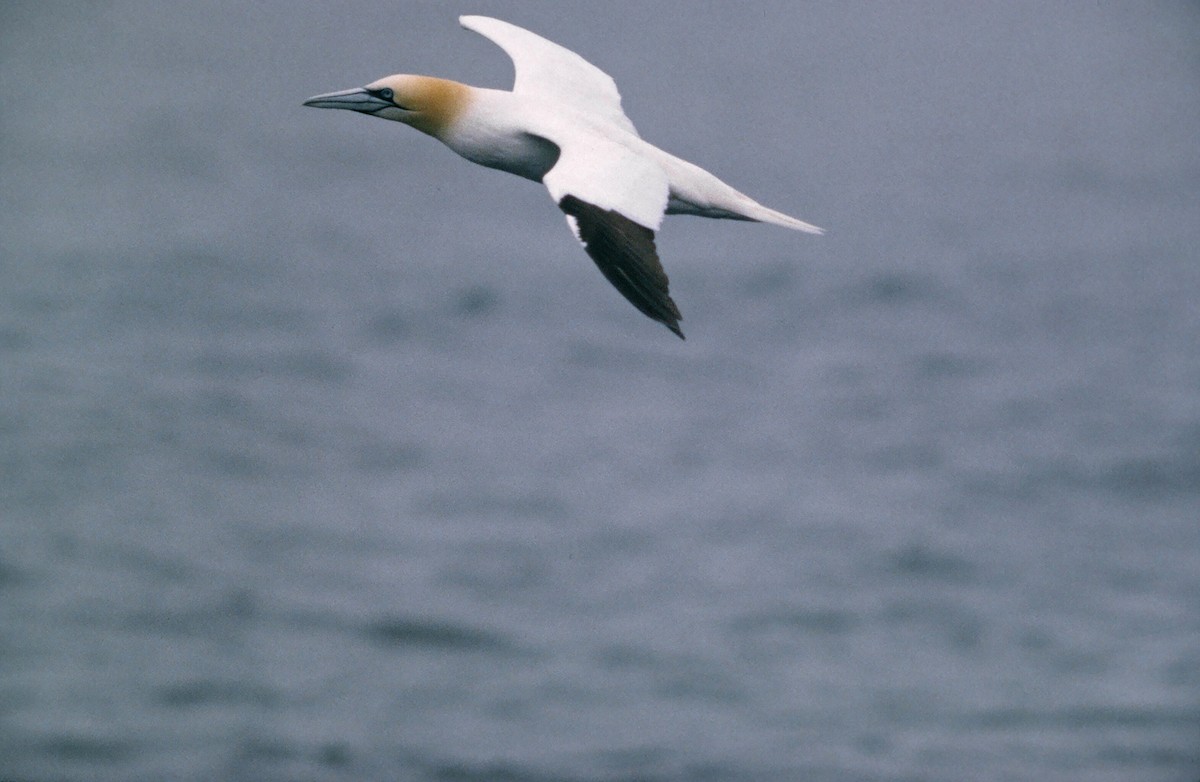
top-left (305, 15), bottom-right (822, 338)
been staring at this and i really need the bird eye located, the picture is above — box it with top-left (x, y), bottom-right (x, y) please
top-left (379, 87), bottom-right (394, 101)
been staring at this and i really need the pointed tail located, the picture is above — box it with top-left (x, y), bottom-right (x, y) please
top-left (738, 199), bottom-right (824, 234)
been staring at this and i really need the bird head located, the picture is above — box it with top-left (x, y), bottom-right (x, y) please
top-left (303, 74), bottom-right (469, 138)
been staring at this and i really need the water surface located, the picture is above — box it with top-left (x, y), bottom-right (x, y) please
top-left (2, 3), bottom-right (1198, 780)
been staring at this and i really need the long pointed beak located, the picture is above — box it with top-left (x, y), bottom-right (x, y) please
top-left (302, 87), bottom-right (390, 113)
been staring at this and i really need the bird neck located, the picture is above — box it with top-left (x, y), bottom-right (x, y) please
top-left (403, 76), bottom-right (472, 139)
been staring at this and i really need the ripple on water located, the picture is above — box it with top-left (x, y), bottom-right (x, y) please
top-left (153, 679), bottom-right (281, 710)
top-left (888, 542), bottom-right (979, 584)
top-left (194, 347), bottom-right (353, 384)
top-left (34, 735), bottom-right (137, 763)
top-left (362, 616), bottom-right (512, 652)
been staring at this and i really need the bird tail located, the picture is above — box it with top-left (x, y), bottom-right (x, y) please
top-left (736, 198), bottom-right (824, 234)
top-left (655, 149), bottom-right (824, 233)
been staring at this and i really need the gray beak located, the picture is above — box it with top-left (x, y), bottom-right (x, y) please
top-left (302, 87), bottom-right (391, 113)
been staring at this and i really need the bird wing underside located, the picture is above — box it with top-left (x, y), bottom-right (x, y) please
top-left (558, 195), bottom-right (683, 339)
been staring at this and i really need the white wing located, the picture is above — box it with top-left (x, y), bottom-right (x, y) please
top-left (459, 15), bottom-right (639, 137)
top-left (543, 136), bottom-right (667, 231)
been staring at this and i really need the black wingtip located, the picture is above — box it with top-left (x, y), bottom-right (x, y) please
top-left (558, 195), bottom-right (688, 341)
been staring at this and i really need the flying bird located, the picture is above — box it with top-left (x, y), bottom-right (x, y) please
top-left (304, 15), bottom-right (822, 339)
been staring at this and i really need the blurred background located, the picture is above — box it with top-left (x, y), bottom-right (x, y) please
top-left (2, 2), bottom-right (1198, 780)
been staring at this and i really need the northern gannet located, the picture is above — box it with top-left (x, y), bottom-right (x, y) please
top-left (304, 15), bottom-right (822, 339)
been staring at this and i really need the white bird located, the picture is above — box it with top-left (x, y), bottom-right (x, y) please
top-left (304, 15), bottom-right (822, 339)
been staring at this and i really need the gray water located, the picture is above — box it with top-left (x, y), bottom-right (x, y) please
top-left (2, 2), bottom-right (1199, 780)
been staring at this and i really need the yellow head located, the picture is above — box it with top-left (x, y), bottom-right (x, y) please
top-left (304, 74), bottom-right (470, 138)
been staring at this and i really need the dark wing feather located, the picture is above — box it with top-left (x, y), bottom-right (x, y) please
top-left (558, 195), bottom-right (684, 339)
